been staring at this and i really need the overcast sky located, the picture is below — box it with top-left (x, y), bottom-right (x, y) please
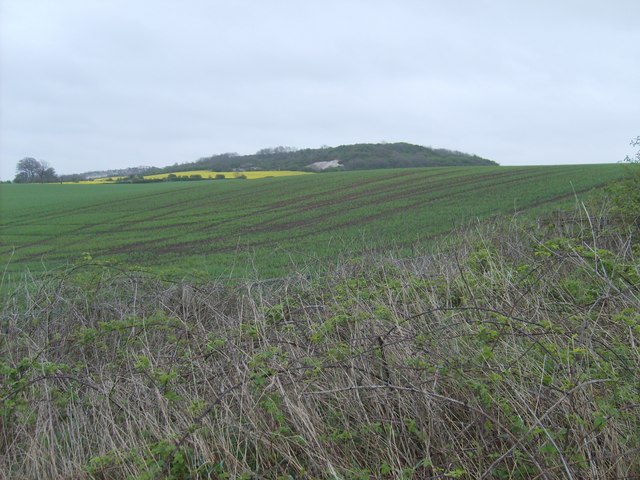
top-left (1, 0), bottom-right (638, 180)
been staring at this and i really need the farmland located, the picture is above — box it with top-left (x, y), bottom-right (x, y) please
top-left (2, 162), bottom-right (639, 479)
top-left (0, 164), bottom-right (624, 282)
top-left (64, 170), bottom-right (311, 183)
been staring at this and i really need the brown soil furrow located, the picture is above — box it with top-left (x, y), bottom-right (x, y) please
top-left (238, 168), bottom-right (535, 235)
top-left (130, 170), bottom-right (557, 258)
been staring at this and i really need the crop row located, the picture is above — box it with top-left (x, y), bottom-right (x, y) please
top-left (0, 165), bottom-right (625, 280)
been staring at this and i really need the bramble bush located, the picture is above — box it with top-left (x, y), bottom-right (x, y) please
top-left (610, 135), bottom-right (640, 228)
top-left (1, 193), bottom-right (638, 478)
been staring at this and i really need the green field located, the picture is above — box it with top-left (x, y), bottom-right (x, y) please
top-left (0, 165), bottom-right (624, 281)
top-left (2, 162), bottom-right (638, 479)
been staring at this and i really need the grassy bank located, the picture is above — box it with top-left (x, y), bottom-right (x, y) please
top-left (1, 199), bottom-right (638, 479)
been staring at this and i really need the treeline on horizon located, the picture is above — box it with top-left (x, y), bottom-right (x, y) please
top-left (48, 142), bottom-right (496, 182)
top-left (111, 173), bottom-right (248, 184)
top-left (162, 142), bottom-right (497, 173)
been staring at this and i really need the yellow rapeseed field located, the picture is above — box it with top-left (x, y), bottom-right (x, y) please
top-left (63, 170), bottom-right (311, 184)
top-left (63, 176), bottom-right (126, 184)
top-left (143, 170), bottom-right (311, 180)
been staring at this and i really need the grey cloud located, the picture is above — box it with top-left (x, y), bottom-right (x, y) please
top-left (1, 0), bottom-right (639, 179)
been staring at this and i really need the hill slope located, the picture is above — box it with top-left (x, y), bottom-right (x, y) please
top-left (60, 143), bottom-right (496, 181)
top-left (162, 142), bottom-right (497, 173)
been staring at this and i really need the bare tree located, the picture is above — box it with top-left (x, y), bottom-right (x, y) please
top-left (15, 157), bottom-right (58, 183)
top-left (624, 135), bottom-right (640, 163)
top-left (15, 157), bottom-right (41, 182)
top-left (37, 161), bottom-right (58, 183)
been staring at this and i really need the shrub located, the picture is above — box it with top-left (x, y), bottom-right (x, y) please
top-left (1, 201), bottom-right (638, 478)
top-left (610, 136), bottom-right (640, 228)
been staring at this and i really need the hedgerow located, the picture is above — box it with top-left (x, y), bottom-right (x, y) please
top-left (2, 195), bottom-right (638, 479)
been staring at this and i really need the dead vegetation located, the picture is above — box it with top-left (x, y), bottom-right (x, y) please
top-left (1, 202), bottom-right (639, 479)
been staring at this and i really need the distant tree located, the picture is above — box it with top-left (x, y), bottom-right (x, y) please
top-left (37, 161), bottom-right (58, 183)
top-left (13, 172), bottom-right (30, 183)
top-left (14, 158), bottom-right (58, 183)
top-left (256, 146), bottom-right (297, 156)
top-left (59, 174), bottom-right (84, 182)
top-left (15, 157), bottom-right (41, 183)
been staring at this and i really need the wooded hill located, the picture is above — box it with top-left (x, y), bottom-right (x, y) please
top-left (60, 143), bottom-right (497, 181)
top-left (161, 142), bottom-right (497, 173)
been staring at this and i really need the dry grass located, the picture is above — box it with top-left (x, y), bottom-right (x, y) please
top-left (1, 205), bottom-right (638, 479)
